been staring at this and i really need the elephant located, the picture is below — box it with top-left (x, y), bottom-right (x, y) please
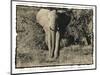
top-left (36, 8), bottom-right (71, 59)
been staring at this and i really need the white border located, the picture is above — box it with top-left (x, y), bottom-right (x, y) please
top-left (12, 1), bottom-right (96, 74)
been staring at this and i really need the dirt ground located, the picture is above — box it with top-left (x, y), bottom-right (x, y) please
top-left (15, 5), bottom-right (93, 68)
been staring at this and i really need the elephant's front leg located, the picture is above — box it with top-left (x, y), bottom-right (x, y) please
top-left (51, 30), bottom-right (55, 57)
top-left (54, 31), bottom-right (60, 59)
top-left (47, 30), bottom-right (53, 58)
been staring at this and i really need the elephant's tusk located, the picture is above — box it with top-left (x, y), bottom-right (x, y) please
top-left (50, 26), bottom-right (59, 31)
top-left (50, 27), bottom-right (55, 31)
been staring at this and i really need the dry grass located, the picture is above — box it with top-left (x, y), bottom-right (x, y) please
top-left (16, 45), bottom-right (93, 68)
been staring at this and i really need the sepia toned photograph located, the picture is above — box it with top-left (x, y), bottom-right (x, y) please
top-left (11, 1), bottom-right (96, 74)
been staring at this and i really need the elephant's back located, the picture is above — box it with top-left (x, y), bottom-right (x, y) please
top-left (36, 9), bottom-right (50, 27)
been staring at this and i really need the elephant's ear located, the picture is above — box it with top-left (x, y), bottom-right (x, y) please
top-left (48, 10), bottom-right (57, 28)
top-left (64, 12), bottom-right (71, 25)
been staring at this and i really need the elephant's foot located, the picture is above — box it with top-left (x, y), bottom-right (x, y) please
top-left (49, 53), bottom-right (53, 58)
top-left (47, 58), bottom-right (55, 62)
top-left (54, 54), bottom-right (59, 59)
top-left (49, 50), bottom-right (54, 58)
top-left (54, 50), bottom-right (59, 59)
top-left (46, 56), bottom-right (56, 62)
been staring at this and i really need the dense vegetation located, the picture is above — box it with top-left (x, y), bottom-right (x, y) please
top-left (16, 5), bottom-right (93, 50)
